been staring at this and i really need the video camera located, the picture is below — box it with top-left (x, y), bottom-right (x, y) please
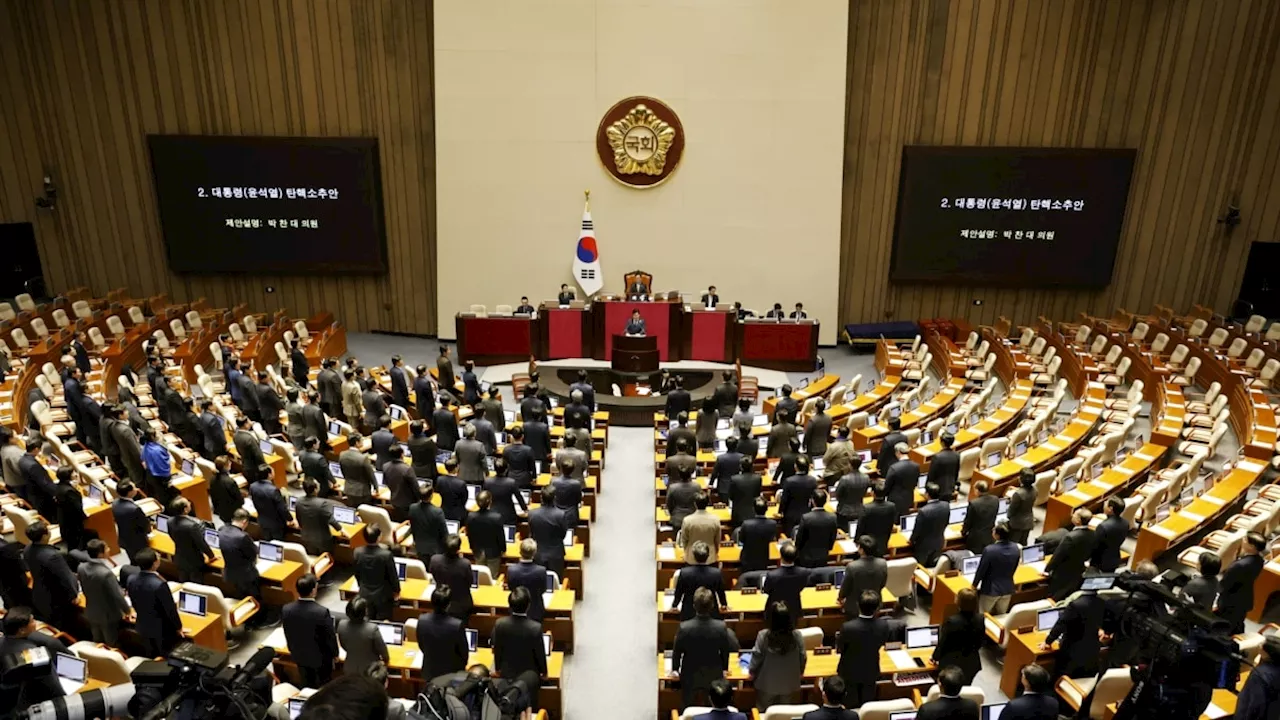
top-left (130, 642), bottom-right (276, 720)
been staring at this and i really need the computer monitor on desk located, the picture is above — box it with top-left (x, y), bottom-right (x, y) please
top-left (1022, 543), bottom-right (1046, 564)
top-left (1036, 608), bottom-right (1060, 631)
top-left (258, 542), bottom-right (283, 564)
top-left (333, 506), bottom-right (357, 525)
top-left (374, 621), bottom-right (405, 646)
top-left (905, 625), bottom-right (940, 649)
top-left (203, 528), bottom-right (220, 550)
top-left (949, 504), bottom-right (969, 525)
top-left (982, 703), bottom-right (1007, 720)
top-left (900, 513), bottom-right (918, 534)
top-left (179, 591), bottom-right (208, 617)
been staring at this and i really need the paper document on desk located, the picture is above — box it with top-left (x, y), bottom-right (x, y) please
top-left (662, 594), bottom-right (675, 611)
top-left (263, 627), bottom-right (288, 650)
top-left (887, 650), bottom-right (915, 670)
top-left (836, 539), bottom-right (856, 554)
top-left (657, 546), bottom-right (677, 561)
top-left (1203, 703), bottom-right (1228, 719)
top-left (1026, 561), bottom-right (1048, 574)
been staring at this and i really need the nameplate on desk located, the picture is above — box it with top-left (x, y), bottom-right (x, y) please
top-left (1134, 452), bottom-right (1156, 462)
top-left (1238, 460), bottom-right (1266, 473)
top-left (814, 646), bottom-right (833, 655)
top-left (661, 593), bottom-right (674, 610)
top-left (1043, 441), bottom-right (1064, 452)
top-left (741, 587), bottom-right (759, 595)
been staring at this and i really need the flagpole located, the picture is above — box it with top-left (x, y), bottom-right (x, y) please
top-left (584, 189), bottom-right (590, 212)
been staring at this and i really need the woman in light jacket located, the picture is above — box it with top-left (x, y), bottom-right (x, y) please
top-left (747, 601), bottom-right (807, 709)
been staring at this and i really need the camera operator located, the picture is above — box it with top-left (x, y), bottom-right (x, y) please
top-left (0, 606), bottom-right (68, 708)
top-left (299, 674), bottom-right (389, 720)
top-left (1235, 636), bottom-right (1280, 720)
top-left (1102, 561), bottom-right (1165, 666)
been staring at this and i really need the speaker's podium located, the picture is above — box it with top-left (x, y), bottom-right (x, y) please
top-left (611, 334), bottom-right (659, 373)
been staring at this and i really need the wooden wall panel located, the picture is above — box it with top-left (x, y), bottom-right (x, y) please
top-left (840, 0), bottom-right (1280, 329)
top-left (0, 0), bottom-right (437, 335)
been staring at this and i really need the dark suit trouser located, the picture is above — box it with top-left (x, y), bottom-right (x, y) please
top-left (143, 633), bottom-right (179, 658)
top-left (475, 552), bottom-right (502, 579)
top-left (260, 526), bottom-right (286, 542)
top-left (178, 567), bottom-right (204, 583)
top-left (364, 595), bottom-right (394, 621)
top-left (345, 494), bottom-right (373, 510)
top-left (90, 619), bottom-right (121, 646)
top-left (299, 660), bottom-right (334, 688)
top-left (1010, 527), bottom-right (1031, 545)
top-left (7, 483), bottom-right (29, 504)
top-left (262, 418), bottom-right (282, 436)
top-left (538, 553), bottom-right (565, 577)
top-left (681, 680), bottom-right (712, 709)
top-left (390, 506), bottom-right (410, 523)
top-left (845, 679), bottom-right (876, 708)
top-left (510, 669), bottom-right (541, 712)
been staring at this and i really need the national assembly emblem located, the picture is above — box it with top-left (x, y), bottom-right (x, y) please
top-left (596, 97), bottom-right (685, 188)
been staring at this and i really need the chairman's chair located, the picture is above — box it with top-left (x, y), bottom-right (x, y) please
top-left (623, 270), bottom-right (653, 297)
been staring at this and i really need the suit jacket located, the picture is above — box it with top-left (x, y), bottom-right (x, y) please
top-left (437, 356), bottom-right (455, 389)
top-left (354, 543), bottom-right (401, 606)
top-left (285, 401), bottom-right (306, 445)
top-left (472, 417), bottom-right (498, 455)
top-left (529, 505), bottom-right (570, 566)
top-left (551, 476), bottom-right (583, 515)
top-left (766, 422), bottom-right (798, 458)
top-left (1045, 526), bottom-right (1096, 599)
top-left (79, 396), bottom-right (104, 447)
top-left (883, 460), bottom-right (920, 518)
top-left (415, 611), bottom-right (469, 678)
top-left (258, 382), bottom-right (284, 422)
top-left (114, 413), bottom-right (145, 480)
top-left (801, 709), bottom-right (858, 720)
top-left (339, 448), bottom-right (377, 501)
top-left (218, 523), bottom-right (259, 588)
top-left (251, 478), bottom-right (290, 534)
top-left (484, 474), bottom-right (527, 525)
top-left (128, 571), bottom-right (182, 646)
top-left (201, 411), bottom-right (228, 457)
top-left (1234, 658), bottom-right (1280, 720)
top-left (795, 509), bottom-right (839, 567)
top-left (822, 440), bottom-right (855, 479)
top-left (19, 454), bottom-right (57, 517)
top-left (71, 340), bottom-right (92, 374)
top-left (112, 497), bottom-right (151, 559)
top-left (301, 403), bottom-right (328, 448)
top-left (435, 474), bottom-right (469, 524)
top-left (383, 460), bottom-right (421, 511)
top-left (300, 450), bottom-right (337, 497)
top-left (209, 471), bottom-right (243, 524)
top-left (494, 614), bottom-right (547, 678)
top-left (934, 610), bottom-right (984, 683)
top-left (389, 366), bottom-right (410, 408)
top-left (433, 409), bottom-right (460, 451)
top-left (408, 501), bottom-right (449, 560)
top-left (1007, 485), bottom-right (1036, 531)
top-left (775, 397), bottom-right (799, 423)
top-left (778, 473), bottom-right (818, 533)
top-left (672, 616), bottom-right (739, 689)
top-left (407, 434), bottom-right (439, 480)
top-left (764, 564), bottom-right (811, 615)
top-left (337, 618), bottom-right (389, 678)
top-left (1001, 693), bottom-right (1059, 720)
top-left (282, 599), bottom-right (339, 667)
top-left (1219, 553), bottom-right (1265, 618)
top-left (1046, 592), bottom-right (1105, 677)
top-left (737, 517), bottom-right (779, 573)
top-left (727, 473), bottom-right (763, 526)
top-left (804, 413), bottom-right (832, 456)
top-left (710, 452), bottom-right (743, 500)
top-left (234, 430), bottom-right (266, 479)
top-left (413, 376), bottom-right (436, 421)
top-left (78, 558), bottom-right (129, 624)
top-left (666, 452), bottom-right (697, 480)
top-left (665, 426), bottom-right (696, 458)
top-left (562, 404), bottom-right (590, 432)
top-left (838, 556), bottom-right (888, 617)
top-left (503, 443), bottom-right (536, 486)
top-left (519, 396), bottom-right (546, 423)
top-left (833, 471), bottom-right (870, 522)
top-left (666, 481), bottom-right (700, 529)
top-left (974, 540), bottom-right (1020, 597)
top-left (927, 449), bottom-right (961, 499)
top-left (1090, 515), bottom-right (1129, 572)
top-left (171, 514), bottom-right (214, 576)
top-left (911, 499), bottom-right (949, 566)
top-left (917, 696), bottom-right (980, 720)
top-left (460, 371), bottom-right (481, 406)
top-left (837, 615), bottom-right (899, 683)
top-left (678, 510), bottom-right (723, 564)
top-left (665, 389), bottom-right (692, 418)
top-left (876, 432), bottom-right (907, 475)
top-left (962, 494), bottom-right (999, 553)
top-left (297, 495), bottom-right (341, 554)
top-left (466, 509), bottom-right (506, 559)
top-left (736, 433), bottom-right (759, 461)
top-left (318, 368), bottom-right (343, 410)
top-left (673, 563), bottom-right (728, 620)
top-left (568, 381), bottom-right (596, 412)
top-left (507, 560), bottom-right (550, 622)
top-left (1182, 574), bottom-right (1220, 611)
top-left (429, 553), bottom-right (474, 615)
top-left (480, 398), bottom-right (506, 432)
top-left (523, 420), bottom-right (551, 461)
top-left (362, 389), bottom-right (388, 429)
top-left (371, 429), bottom-right (397, 470)
top-left (554, 447), bottom-right (587, 479)
top-left (856, 500), bottom-right (898, 557)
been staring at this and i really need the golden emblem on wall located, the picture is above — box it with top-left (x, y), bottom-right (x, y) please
top-left (596, 97), bottom-right (685, 188)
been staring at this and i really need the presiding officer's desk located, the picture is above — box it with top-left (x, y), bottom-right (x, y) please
top-left (656, 645), bottom-right (933, 718)
top-left (338, 576), bottom-right (577, 652)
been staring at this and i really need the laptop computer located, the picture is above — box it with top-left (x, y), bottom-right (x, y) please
top-left (178, 591), bottom-right (208, 617)
top-left (288, 495), bottom-right (298, 512)
top-left (394, 558), bottom-right (409, 582)
top-left (1091, 462), bottom-right (1104, 480)
top-left (504, 410), bottom-right (517, 425)
top-left (563, 530), bottom-right (575, 548)
top-left (446, 520), bottom-right (460, 535)
top-left (919, 429), bottom-right (934, 445)
top-left (986, 451), bottom-right (1002, 467)
top-left (504, 525), bottom-right (517, 544)
top-left (373, 471), bottom-right (384, 488)
top-left (333, 506), bottom-right (357, 524)
top-left (833, 569), bottom-right (845, 586)
top-left (905, 624), bottom-right (940, 649)
top-left (86, 484), bottom-right (104, 505)
top-left (542, 633), bottom-right (553, 656)
top-left (1013, 441), bottom-right (1027, 457)
top-left (329, 461), bottom-right (344, 479)
top-left (259, 439), bottom-right (274, 455)
top-left (945, 423), bottom-right (959, 436)
top-left (888, 713), bottom-right (918, 720)
top-left (466, 628), bottom-right (479, 652)
top-left (389, 405), bottom-right (405, 421)
top-left (857, 449), bottom-right (872, 464)
top-left (203, 528), bottom-right (220, 550)
top-left (257, 541), bottom-right (284, 571)
top-left (374, 621), bottom-right (405, 646)
top-left (889, 405), bottom-right (902, 419)
top-left (1036, 608), bottom-right (1060, 631)
top-left (1081, 575), bottom-right (1117, 591)
top-left (471, 568), bottom-right (480, 588)
top-left (949, 504), bottom-right (969, 525)
top-left (900, 513), bottom-right (918, 534)
top-left (545, 574), bottom-right (558, 593)
top-left (917, 474), bottom-right (929, 489)
top-left (55, 652), bottom-right (88, 696)
top-left (328, 420), bottom-right (342, 436)
top-left (1022, 543), bottom-right (1046, 564)
top-left (155, 514), bottom-right (171, 534)
top-left (181, 459), bottom-right (196, 477)
top-left (288, 698), bottom-right (306, 719)
top-left (751, 415), bottom-right (769, 428)
top-left (1061, 475), bottom-right (1078, 493)
top-left (961, 555), bottom-right (981, 577)
top-left (968, 412), bottom-right (981, 427)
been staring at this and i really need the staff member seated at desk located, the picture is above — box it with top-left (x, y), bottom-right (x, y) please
top-left (515, 297), bottom-right (536, 315)
top-left (557, 284), bottom-right (575, 306)
top-left (789, 303), bottom-right (808, 320)
top-left (625, 310), bottom-right (647, 336)
top-left (701, 286), bottom-right (720, 309)
top-left (766, 303), bottom-right (785, 319)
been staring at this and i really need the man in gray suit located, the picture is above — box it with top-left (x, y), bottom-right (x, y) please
top-left (285, 387), bottom-right (306, 449)
top-left (837, 535), bottom-right (888, 618)
top-left (339, 434), bottom-right (377, 507)
top-left (766, 413), bottom-right (799, 458)
top-left (297, 478), bottom-right (342, 556)
top-left (803, 399), bottom-right (832, 457)
top-left (78, 539), bottom-right (130, 645)
top-left (232, 417), bottom-right (266, 483)
top-left (554, 436), bottom-right (588, 481)
top-left (1006, 468), bottom-right (1037, 545)
top-left (454, 423), bottom-right (488, 484)
top-left (301, 390), bottom-right (329, 452)
top-left (666, 439), bottom-right (698, 480)
top-left (111, 405), bottom-right (146, 486)
top-left (666, 471), bottom-right (701, 531)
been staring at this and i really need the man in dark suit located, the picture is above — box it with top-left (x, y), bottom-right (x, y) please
top-left (382, 445), bottom-right (420, 522)
top-left (388, 355), bottom-right (410, 409)
top-left (361, 383), bottom-right (388, 434)
top-left (0, 536), bottom-right (31, 611)
top-left (803, 399), bottom-right (832, 457)
top-left (233, 417), bottom-right (266, 482)
top-left (735, 425), bottom-right (759, 464)
top-left (1235, 636), bottom-right (1280, 720)
top-left (493, 587), bottom-right (547, 691)
top-left (297, 479), bottom-right (341, 557)
top-left (170, 496), bottom-right (216, 583)
top-left (435, 458), bottom-right (470, 524)
top-left (795, 488), bottom-right (839, 567)
top-left (778, 455), bottom-right (818, 536)
top-left (78, 539), bottom-right (130, 645)
top-left (128, 548), bottom-right (184, 656)
top-left (928, 433), bottom-right (962, 501)
top-left (837, 535), bottom-right (888, 618)
top-left (407, 420), bottom-right (439, 481)
top-left (766, 412), bottom-right (799, 459)
top-left (250, 471), bottom-right (293, 542)
top-left (882, 441), bottom-right (919, 518)
top-left (283, 573), bottom-right (339, 687)
top-left (670, 587), bottom-right (740, 709)
top-left (429, 534), bottom-right (474, 621)
top-left (71, 332), bottom-right (92, 374)
top-left (199, 400), bottom-right (228, 461)
top-left (111, 479), bottom-right (151, 563)
top-left (257, 371), bottom-right (285, 435)
top-left (1090, 496), bottom-right (1129, 572)
top-left (289, 339), bottom-right (309, 389)
top-left (836, 590), bottom-right (901, 708)
top-left (370, 416), bottom-right (398, 471)
top-left (434, 397), bottom-right (463, 452)
top-left (299, 436), bottom-right (337, 498)
top-left (712, 371), bottom-right (738, 418)
top-left (910, 483), bottom-right (949, 567)
top-left (1045, 508), bottom-right (1096, 601)
top-left (339, 434), bottom-right (376, 508)
top-left (962, 480), bottom-right (999, 553)
top-left (79, 392), bottom-right (104, 453)
top-left (802, 677), bottom-right (861, 720)
top-left (1002, 664), bottom-right (1058, 720)
top-left (1044, 580), bottom-right (1106, 679)
top-left (63, 366), bottom-right (85, 443)
top-left (218, 508), bottom-right (263, 612)
top-left (519, 385), bottom-right (546, 424)
top-left (301, 390), bottom-right (329, 451)
top-left (354, 525), bottom-right (401, 620)
top-left (736, 498), bottom-right (779, 574)
top-left (460, 360), bottom-right (482, 406)
top-left (409, 485), bottom-right (450, 561)
top-left (666, 469), bottom-right (701, 531)
top-left (466, 491), bottom-right (507, 577)
top-left (503, 425), bottom-right (537, 488)
top-left (413, 364), bottom-right (436, 422)
top-left (1217, 532), bottom-right (1267, 633)
top-left (471, 407), bottom-right (499, 455)
top-left (974, 523), bottom-right (1021, 614)
top-left (1182, 551), bottom-right (1221, 612)
top-left (763, 542), bottom-right (811, 623)
top-left (112, 404), bottom-right (146, 486)
top-left (710, 436), bottom-right (744, 501)
top-left (416, 586), bottom-right (470, 680)
top-left (666, 412), bottom-right (697, 458)
top-left (437, 345), bottom-right (456, 396)
top-left (481, 387), bottom-right (506, 431)
top-left (484, 462), bottom-right (528, 525)
top-left (523, 412), bottom-right (552, 471)
top-left (917, 666), bottom-right (980, 720)
top-left (234, 362), bottom-right (261, 421)
top-left (672, 542), bottom-right (728, 621)
top-left (856, 483), bottom-right (898, 557)
top-left (665, 376), bottom-right (692, 419)
top-left (529, 486), bottom-right (571, 576)
top-left (507, 539), bottom-right (551, 622)
top-left (727, 456), bottom-right (763, 528)
top-left (317, 358), bottom-right (343, 417)
top-left (18, 442), bottom-right (58, 519)
top-left (285, 388), bottom-right (307, 449)
top-left (876, 418), bottom-right (906, 476)
top-left (569, 370), bottom-right (596, 412)
top-left (774, 384), bottom-right (799, 423)
top-left (24, 520), bottom-right (78, 627)
top-left (1007, 468), bottom-right (1037, 545)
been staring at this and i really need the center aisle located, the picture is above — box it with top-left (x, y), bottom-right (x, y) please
top-left (562, 425), bottom-right (658, 718)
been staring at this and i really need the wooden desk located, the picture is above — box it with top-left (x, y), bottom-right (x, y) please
top-left (1001, 627), bottom-right (1053, 697)
top-left (84, 502), bottom-right (120, 555)
top-left (854, 377), bottom-right (966, 454)
top-left (762, 375), bottom-right (841, 420)
top-left (1133, 457), bottom-right (1270, 564)
top-left (1250, 555), bottom-right (1280, 622)
top-left (929, 563), bottom-right (1050, 625)
top-left (910, 379), bottom-right (1032, 469)
top-left (148, 532), bottom-right (306, 605)
top-left (181, 606), bottom-right (227, 652)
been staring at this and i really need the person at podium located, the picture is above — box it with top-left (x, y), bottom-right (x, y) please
top-left (701, 286), bottom-right (720, 309)
top-left (627, 277), bottom-right (650, 300)
top-left (624, 309), bottom-right (647, 337)
top-left (558, 284), bottom-right (575, 306)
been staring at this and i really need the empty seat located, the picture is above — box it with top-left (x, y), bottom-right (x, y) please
top-left (1057, 667), bottom-right (1133, 720)
top-left (128, 305), bottom-right (145, 325)
top-left (29, 318), bottom-right (49, 339)
top-left (15, 293), bottom-right (35, 311)
top-left (1245, 314), bottom-right (1267, 333)
top-left (72, 300), bottom-right (92, 319)
top-left (186, 310), bottom-right (203, 330)
top-left (761, 706), bottom-right (819, 720)
top-left (51, 309), bottom-right (71, 328)
top-left (0, 302), bottom-right (14, 322)
top-left (1187, 318), bottom-right (1208, 337)
top-left (1207, 327), bottom-right (1229, 348)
